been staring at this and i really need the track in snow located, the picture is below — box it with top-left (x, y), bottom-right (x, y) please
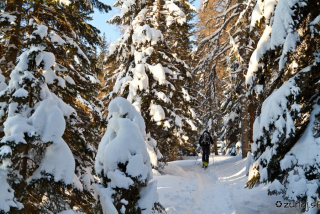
top-left (155, 155), bottom-right (302, 214)
top-left (182, 156), bottom-right (236, 214)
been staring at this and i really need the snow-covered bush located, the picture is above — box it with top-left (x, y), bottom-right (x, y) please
top-left (220, 141), bottom-right (241, 156)
top-left (94, 97), bottom-right (164, 213)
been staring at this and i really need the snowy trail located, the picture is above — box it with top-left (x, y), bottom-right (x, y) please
top-left (154, 155), bottom-right (301, 214)
top-left (183, 158), bottom-right (235, 214)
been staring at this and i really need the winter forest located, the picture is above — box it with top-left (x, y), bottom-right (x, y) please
top-left (0, 0), bottom-right (319, 213)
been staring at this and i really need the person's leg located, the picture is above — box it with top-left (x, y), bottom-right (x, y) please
top-left (202, 146), bottom-right (205, 167)
top-left (202, 147), bottom-right (205, 161)
top-left (204, 147), bottom-right (210, 166)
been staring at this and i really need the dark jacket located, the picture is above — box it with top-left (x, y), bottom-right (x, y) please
top-left (199, 131), bottom-right (214, 147)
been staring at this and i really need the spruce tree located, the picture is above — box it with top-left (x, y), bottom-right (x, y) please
top-left (0, 0), bottom-right (23, 75)
top-left (246, 0), bottom-right (320, 211)
top-left (0, 23), bottom-right (77, 213)
top-left (107, 0), bottom-right (199, 161)
top-left (0, 0), bottom-right (111, 212)
top-left (97, 33), bottom-right (109, 72)
top-left (0, 0), bottom-right (25, 140)
top-left (166, 0), bottom-right (201, 157)
top-left (219, 0), bottom-right (260, 157)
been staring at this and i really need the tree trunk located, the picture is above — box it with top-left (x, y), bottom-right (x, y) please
top-left (239, 3), bottom-right (251, 159)
top-left (241, 94), bottom-right (249, 158)
top-left (212, 124), bottom-right (218, 155)
top-left (157, 0), bottom-right (161, 28)
top-left (208, 67), bottom-right (219, 155)
top-left (249, 96), bottom-right (254, 144)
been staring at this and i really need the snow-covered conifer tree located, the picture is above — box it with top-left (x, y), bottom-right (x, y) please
top-left (162, 0), bottom-right (201, 157)
top-left (0, 0), bottom-right (111, 212)
top-left (163, 0), bottom-right (197, 62)
top-left (246, 0), bottom-right (320, 212)
top-left (94, 97), bottom-right (164, 213)
top-left (107, 0), bottom-right (199, 161)
top-left (0, 23), bottom-right (77, 213)
top-left (220, 60), bottom-right (243, 156)
top-left (219, 0), bottom-right (260, 157)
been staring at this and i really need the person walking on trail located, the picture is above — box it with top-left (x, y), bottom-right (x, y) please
top-left (198, 130), bottom-right (214, 169)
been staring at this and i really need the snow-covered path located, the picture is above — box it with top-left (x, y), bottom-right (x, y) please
top-left (154, 155), bottom-right (301, 214)
top-left (183, 159), bottom-right (235, 214)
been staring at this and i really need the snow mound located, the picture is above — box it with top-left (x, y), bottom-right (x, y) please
top-left (96, 98), bottom-right (152, 182)
top-left (95, 97), bottom-right (161, 213)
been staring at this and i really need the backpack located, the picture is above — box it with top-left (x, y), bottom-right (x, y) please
top-left (203, 133), bottom-right (210, 146)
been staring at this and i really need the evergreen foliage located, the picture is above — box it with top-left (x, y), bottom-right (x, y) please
top-left (106, 0), bottom-right (199, 161)
top-left (0, 22), bottom-right (77, 213)
top-left (246, 0), bottom-right (320, 211)
top-left (220, 0), bottom-right (259, 157)
top-left (0, 0), bottom-right (111, 212)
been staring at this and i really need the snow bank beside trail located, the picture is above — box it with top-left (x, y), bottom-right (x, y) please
top-left (154, 155), bottom-right (301, 214)
top-left (161, 162), bottom-right (190, 178)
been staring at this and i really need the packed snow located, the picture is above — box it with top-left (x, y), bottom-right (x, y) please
top-left (154, 155), bottom-right (302, 214)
